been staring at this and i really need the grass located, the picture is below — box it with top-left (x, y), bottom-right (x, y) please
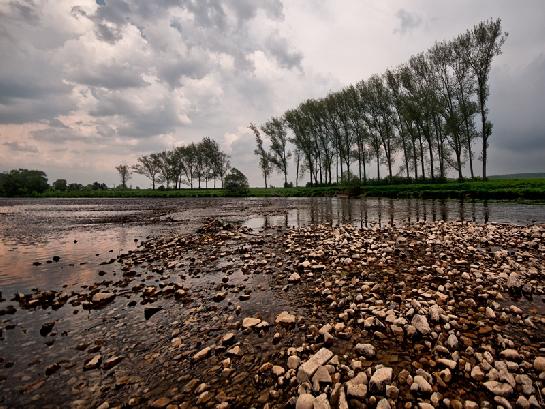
top-left (31, 178), bottom-right (545, 200)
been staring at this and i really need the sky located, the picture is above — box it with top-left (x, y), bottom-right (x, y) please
top-left (0, 0), bottom-right (544, 188)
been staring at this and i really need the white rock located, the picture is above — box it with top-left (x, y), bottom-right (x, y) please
top-left (411, 314), bottom-right (430, 335)
top-left (500, 349), bottom-right (521, 360)
top-left (296, 394), bottom-right (314, 409)
top-left (355, 343), bottom-right (376, 357)
top-left (346, 383), bottom-right (367, 399)
top-left (288, 273), bottom-right (301, 283)
top-left (437, 359), bottom-right (457, 369)
top-left (91, 292), bottom-right (115, 304)
top-left (313, 394), bottom-right (331, 409)
top-left (275, 311), bottom-right (296, 325)
top-left (483, 380), bottom-right (513, 397)
top-left (447, 334), bottom-right (459, 350)
top-left (193, 346), bottom-right (211, 361)
top-left (369, 367), bottom-right (393, 394)
top-left (288, 355), bottom-right (301, 369)
top-left (297, 348), bottom-right (334, 383)
top-left (413, 375), bottom-right (432, 393)
top-left (242, 317), bottom-right (261, 329)
top-left (377, 398), bottom-right (392, 409)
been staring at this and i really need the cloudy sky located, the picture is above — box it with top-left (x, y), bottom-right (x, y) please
top-left (0, 0), bottom-right (544, 187)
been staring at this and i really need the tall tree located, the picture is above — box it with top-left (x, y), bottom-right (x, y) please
top-left (250, 123), bottom-right (273, 188)
top-left (452, 31), bottom-right (479, 178)
top-left (261, 117), bottom-right (292, 186)
top-left (469, 18), bottom-right (507, 179)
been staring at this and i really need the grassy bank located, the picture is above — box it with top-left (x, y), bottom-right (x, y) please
top-left (30, 178), bottom-right (545, 200)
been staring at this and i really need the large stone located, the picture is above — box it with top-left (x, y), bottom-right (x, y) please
top-left (411, 314), bottom-right (430, 335)
top-left (447, 334), bottom-right (458, 350)
top-left (500, 349), bottom-right (521, 360)
top-left (533, 356), bottom-right (545, 372)
top-left (314, 394), bottom-right (331, 409)
top-left (437, 359), bottom-right (457, 369)
top-left (377, 398), bottom-right (392, 409)
top-left (288, 273), bottom-right (301, 283)
top-left (312, 366), bottom-right (332, 391)
top-left (483, 381), bottom-right (513, 397)
top-left (297, 348), bottom-right (334, 383)
top-left (288, 355), bottom-right (301, 369)
top-left (369, 367), bottom-right (393, 394)
top-left (84, 354), bottom-right (102, 370)
top-left (412, 375), bottom-right (432, 393)
top-left (355, 343), bottom-right (376, 358)
top-left (193, 346), bottom-right (211, 361)
top-left (506, 272), bottom-right (521, 294)
top-left (346, 383), bottom-right (367, 399)
top-left (242, 317), bottom-right (261, 329)
top-left (296, 394), bottom-right (314, 409)
top-left (275, 311), bottom-right (296, 326)
top-left (91, 292), bottom-right (115, 305)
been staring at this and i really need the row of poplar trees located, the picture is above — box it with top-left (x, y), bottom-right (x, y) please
top-left (131, 137), bottom-right (230, 189)
top-left (252, 19), bottom-right (507, 187)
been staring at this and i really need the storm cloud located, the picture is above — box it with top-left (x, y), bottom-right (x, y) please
top-left (0, 0), bottom-right (544, 187)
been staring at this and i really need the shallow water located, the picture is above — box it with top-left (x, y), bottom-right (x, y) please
top-left (1, 197), bottom-right (545, 293)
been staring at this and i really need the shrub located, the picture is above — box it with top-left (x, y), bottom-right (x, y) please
top-left (224, 168), bottom-right (249, 196)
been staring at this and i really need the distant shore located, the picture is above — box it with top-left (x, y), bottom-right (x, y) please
top-left (17, 178), bottom-right (545, 201)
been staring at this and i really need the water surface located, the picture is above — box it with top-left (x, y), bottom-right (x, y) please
top-left (1, 197), bottom-right (544, 293)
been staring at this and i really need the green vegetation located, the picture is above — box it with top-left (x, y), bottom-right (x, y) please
top-left (32, 178), bottom-right (545, 200)
top-left (0, 169), bottom-right (48, 196)
top-left (224, 168), bottom-right (250, 196)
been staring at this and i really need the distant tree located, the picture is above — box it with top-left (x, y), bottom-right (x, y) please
top-left (214, 151), bottom-right (231, 188)
top-left (53, 179), bottom-right (67, 191)
top-left (0, 169), bottom-right (48, 196)
top-left (224, 168), bottom-right (249, 196)
top-left (179, 143), bottom-right (198, 188)
top-left (115, 164), bottom-right (131, 189)
top-left (132, 154), bottom-right (161, 189)
top-left (468, 18), bottom-right (507, 179)
top-left (67, 183), bottom-right (83, 191)
top-left (88, 182), bottom-right (108, 190)
top-left (250, 123), bottom-right (273, 188)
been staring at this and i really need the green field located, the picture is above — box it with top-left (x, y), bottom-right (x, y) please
top-left (34, 178), bottom-right (545, 200)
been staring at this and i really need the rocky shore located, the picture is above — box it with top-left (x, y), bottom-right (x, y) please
top-left (1, 218), bottom-right (544, 408)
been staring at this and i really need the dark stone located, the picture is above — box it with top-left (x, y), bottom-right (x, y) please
top-left (40, 322), bottom-right (55, 337)
top-left (145, 306), bottom-right (163, 320)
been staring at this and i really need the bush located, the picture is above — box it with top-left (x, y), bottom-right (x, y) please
top-left (224, 168), bottom-right (249, 196)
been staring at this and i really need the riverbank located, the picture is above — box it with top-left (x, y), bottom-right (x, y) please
top-left (1, 216), bottom-right (544, 408)
top-left (31, 178), bottom-right (545, 200)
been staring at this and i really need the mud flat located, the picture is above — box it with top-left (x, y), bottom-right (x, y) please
top-left (1, 216), bottom-right (545, 408)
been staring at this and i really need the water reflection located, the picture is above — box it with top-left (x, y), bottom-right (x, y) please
top-left (245, 197), bottom-right (544, 230)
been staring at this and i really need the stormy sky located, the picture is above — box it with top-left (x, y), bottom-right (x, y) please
top-left (0, 0), bottom-right (544, 187)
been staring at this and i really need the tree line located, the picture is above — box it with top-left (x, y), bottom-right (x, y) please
top-left (121, 137), bottom-right (231, 190)
top-left (253, 19), bottom-right (507, 187)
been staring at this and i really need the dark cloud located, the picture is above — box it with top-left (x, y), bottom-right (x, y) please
top-left (394, 9), bottom-right (422, 35)
top-left (265, 34), bottom-right (303, 70)
top-left (490, 54), bottom-right (545, 154)
top-left (68, 63), bottom-right (149, 90)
